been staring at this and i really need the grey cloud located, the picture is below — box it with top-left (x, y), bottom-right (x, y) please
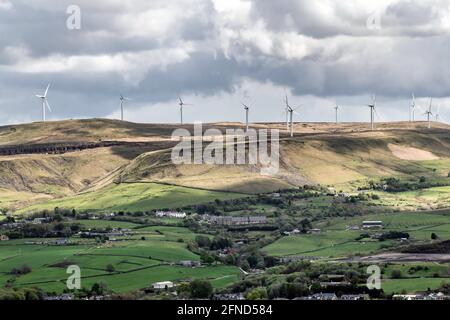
top-left (1, 0), bottom-right (450, 124)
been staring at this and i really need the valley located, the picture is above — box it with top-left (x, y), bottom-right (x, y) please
top-left (0, 119), bottom-right (449, 300)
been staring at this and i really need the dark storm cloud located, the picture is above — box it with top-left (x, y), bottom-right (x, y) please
top-left (0, 0), bottom-right (450, 124)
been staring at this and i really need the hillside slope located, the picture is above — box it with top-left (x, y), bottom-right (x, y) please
top-left (0, 119), bottom-right (449, 211)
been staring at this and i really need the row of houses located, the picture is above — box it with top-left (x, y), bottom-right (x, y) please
top-left (298, 293), bottom-right (368, 300)
top-left (25, 239), bottom-right (69, 245)
top-left (202, 215), bottom-right (267, 226)
top-left (155, 211), bottom-right (187, 219)
top-left (393, 293), bottom-right (450, 300)
top-left (347, 220), bottom-right (384, 231)
top-left (279, 255), bottom-right (321, 263)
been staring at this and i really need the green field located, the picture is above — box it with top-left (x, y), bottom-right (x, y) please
top-left (383, 278), bottom-right (449, 294)
top-left (262, 230), bottom-right (396, 258)
top-left (19, 182), bottom-right (245, 213)
top-left (14, 265), bottom-right (241, 294)
top-left (0, 227), bottom-right (241, 294)
top-left (264, 211), bottom-right (450, 258)
top-left (75, 219), bottom-right (141, 229)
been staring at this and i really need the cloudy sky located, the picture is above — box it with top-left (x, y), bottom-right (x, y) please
top-left (1, 0), bottom-right (450, 125)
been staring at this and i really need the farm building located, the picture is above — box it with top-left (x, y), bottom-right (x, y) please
top-left (155, 211), bottom-right (186, 219)
top-left (179, 260), bottom-right (201, 267)
top-left (362, 220), bottom-right (384, 229)
top-left (202, 215), bottom-right (267, 226)
top-left (153, 281), bottom-right (174, 289)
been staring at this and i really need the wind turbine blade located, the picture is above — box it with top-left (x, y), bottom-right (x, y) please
top-left (36, 95), bottom-right (44, 98)
top-left (374, 108), bottom-right (380, 119)
top-left (44, 84), bottom-right (50, 97)
top-left (45, 100), bottom-right (52, 112)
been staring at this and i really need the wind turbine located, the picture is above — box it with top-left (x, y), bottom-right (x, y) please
top-left (334, 104), bottom-right (339, 124)
top-left (119, 95), bottom-right (132, 121)
top-left (284, 94), bottom-right (290, 131)
top-left (410, 93), bottom-right (416, 122)
top-left (178, 96), bottom-right (192, 125)
top-left (367, 95), bottom-right (377, 131)
top-left (284, 95), bottom-right (301, 137)
top-left (425, 98), bottom-right (433, 129)
top-left (435, 104), bottom-right (440, 122)
top-left (35, 84), bottom-right (52, 122)
top-left (242, 103), bottom-right (250, 132)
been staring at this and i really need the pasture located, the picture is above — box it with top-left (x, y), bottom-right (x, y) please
top-left (0, 226), bottom-right (241, 294)
top-left (19, 182), bottom-right (245, 213)
top-left (263, 211), bottom-right (450, 258)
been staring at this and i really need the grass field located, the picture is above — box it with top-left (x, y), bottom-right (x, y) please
top-left (262, 231), bottom-right (396, 258)
top-left (0, 188), bottom-right (52, 210)
top-left (264, 211), bottom-right (450, 258)
top-left (370, 186), bottom-right (450, 210)
top-left (19, 182), bottom-right (245, 213)
top-left (382, 278), bottom-right (449, 294)
top-left (320, 211), bottom-right (450, 241)
top-left (13, 265), bottom-right (241, 294)
top-left (0, 226), bottom-right (241, 294)
top-left (75, 219), bottom-right (141, 229)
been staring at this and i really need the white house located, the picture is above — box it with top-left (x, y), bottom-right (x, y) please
top-left (155, 211), bottom-right (186, 219)
top-left (153, 281), bottom-right (174, 289)
top-left (362, 221), bottom-right (383, 229)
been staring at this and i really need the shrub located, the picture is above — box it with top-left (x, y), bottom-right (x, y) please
top-left (391, 270), bottom-right (402, 279)
top-left (189, 279), bottom-right (213, 299)
top-left (246, 287), bottom-right (268, 300)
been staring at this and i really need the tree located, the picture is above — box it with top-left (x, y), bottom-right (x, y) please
top-left (246, 287), bottom-right (268, 300)
top-left (53, 223), bottom-right (65, 231)
top-left (200, 252), bottom-right (215, 265)
top-left (91, 282), bottom-right (109, 296)
top-left (189, 279), bottom-right (213, 299)
top-left (106, 264), bottom-right (115, 273)
top-left (210, 237), bottom-right (232, 250)
top-left (195, 235), bottom-right (211, 248)
top-left (391, 270), bottom-right (402, 279)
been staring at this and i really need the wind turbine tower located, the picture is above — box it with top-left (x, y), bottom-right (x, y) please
top-left (284, 94), bottom-right (290, 131)
top-left (35, 84), bottom-right (52, 122)
top-left (284, 95), bottom-right (300, 137)
top-left (242, 103), bottom-right (249, 132)
top-left (119, 95), bottom-right (132, 121)
top-left (410, 93), bottom-right (416, 122)
top-left (178, 96), bottom-right (192, 125)
top-left (425, 98), bottom-right (433, 129)
top-left (334, 104), bottom-right (339, 124)
top-left (367, 95), bottom-right (377, 131)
